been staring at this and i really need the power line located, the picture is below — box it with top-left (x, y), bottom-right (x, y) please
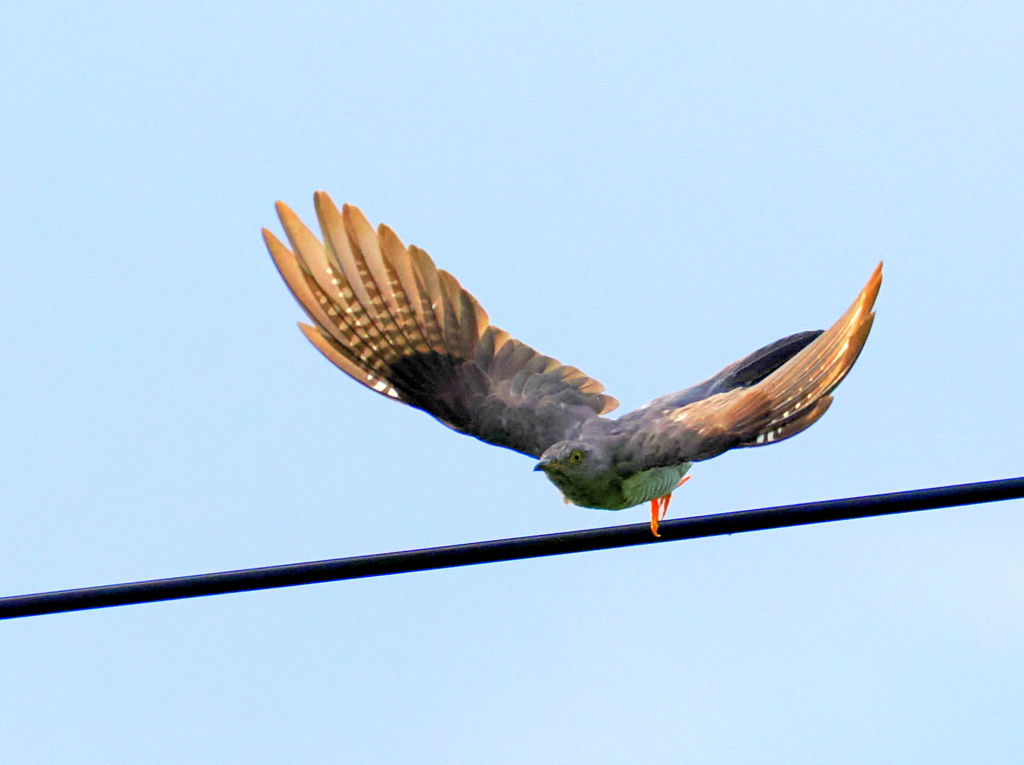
top-left (2, 476), bottom-right (1022, 621)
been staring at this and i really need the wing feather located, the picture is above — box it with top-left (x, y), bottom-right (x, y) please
top-left (275, 202), bottom-right (392, 369)
top-left (407, 244), bottom-right (447, 353)
top-left (266, 192), bottom-right (617, 457)
top-left (264, 226), bottom-right (391, 384)
top-left (622, 264), bottom-right (882, 469)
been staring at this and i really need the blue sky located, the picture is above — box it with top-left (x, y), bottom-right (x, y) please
top-left (1, 2), bottom-right (1022, 762)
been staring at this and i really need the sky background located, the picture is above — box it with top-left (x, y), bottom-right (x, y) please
top-left (1, 1), bottom-right (1023, 762)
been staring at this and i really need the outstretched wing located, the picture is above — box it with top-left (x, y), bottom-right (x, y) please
top-left (632, 329), bottom-right (825, 414)
top-left (619, 263), bottom-right (882, 469)
top-left (263, 192), bottom-right (618, 458)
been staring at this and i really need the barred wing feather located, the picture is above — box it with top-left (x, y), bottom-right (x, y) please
top-left (622, 263), bottom-right (882, 470)
top-left (263, 192), bottom-right (618, 458)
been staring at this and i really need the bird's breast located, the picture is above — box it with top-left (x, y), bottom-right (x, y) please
top-left (546, 462), bottom-right (693, 511)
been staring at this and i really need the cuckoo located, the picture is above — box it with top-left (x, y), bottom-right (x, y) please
top-left (264, 192), bottom-right (881, 536)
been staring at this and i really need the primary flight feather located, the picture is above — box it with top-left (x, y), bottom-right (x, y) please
top-left (264, 192), bottom-right (881, 535)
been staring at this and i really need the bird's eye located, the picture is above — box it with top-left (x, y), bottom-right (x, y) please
top-left (569, 450), bottom-right (585, 464)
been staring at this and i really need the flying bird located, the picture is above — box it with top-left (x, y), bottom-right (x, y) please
top-left (264, 192), bottom-right (881, 536)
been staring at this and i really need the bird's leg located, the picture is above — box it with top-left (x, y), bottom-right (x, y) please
top-left (648, 476), bottom-right (692, 537)
top-left (649, 498), bottom-right (665, 538)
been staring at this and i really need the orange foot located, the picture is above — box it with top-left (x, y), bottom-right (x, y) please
top-left (648, 476), bottom-right (692, 537)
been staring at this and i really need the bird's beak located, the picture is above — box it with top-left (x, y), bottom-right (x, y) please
top-left (534, 459), bottom-right (561, 472)
top-left (533, 461), bottom-right (546, 472)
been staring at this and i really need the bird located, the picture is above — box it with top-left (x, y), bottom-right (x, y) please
top-left (264, 192), bottom-right (881, 536)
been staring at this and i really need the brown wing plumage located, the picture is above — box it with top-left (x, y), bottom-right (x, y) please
top-left (622, 263), bottom-right (882, 468)
top-left (263, 192), bottom-right (618, 458)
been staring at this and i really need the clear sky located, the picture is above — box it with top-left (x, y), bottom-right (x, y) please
top-left (1, 2), bottom-right (1022, 762)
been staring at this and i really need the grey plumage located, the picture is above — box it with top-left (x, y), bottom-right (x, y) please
top-left (264, 192), bottom-right (882, 522)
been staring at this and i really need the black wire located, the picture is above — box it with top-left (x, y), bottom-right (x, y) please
top-left (2, 476), bottom-right (1023, 621)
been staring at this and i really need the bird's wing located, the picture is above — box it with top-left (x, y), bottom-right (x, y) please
top-left (620, 263), bottom-right (882, 469)
top-left (630, 329), bottom-right (825, 414)
top-left (263, 192), bottom-right (618, 458)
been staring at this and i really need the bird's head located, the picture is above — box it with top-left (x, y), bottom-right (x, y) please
top-left (534, 440), bottom-right (620, 509)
